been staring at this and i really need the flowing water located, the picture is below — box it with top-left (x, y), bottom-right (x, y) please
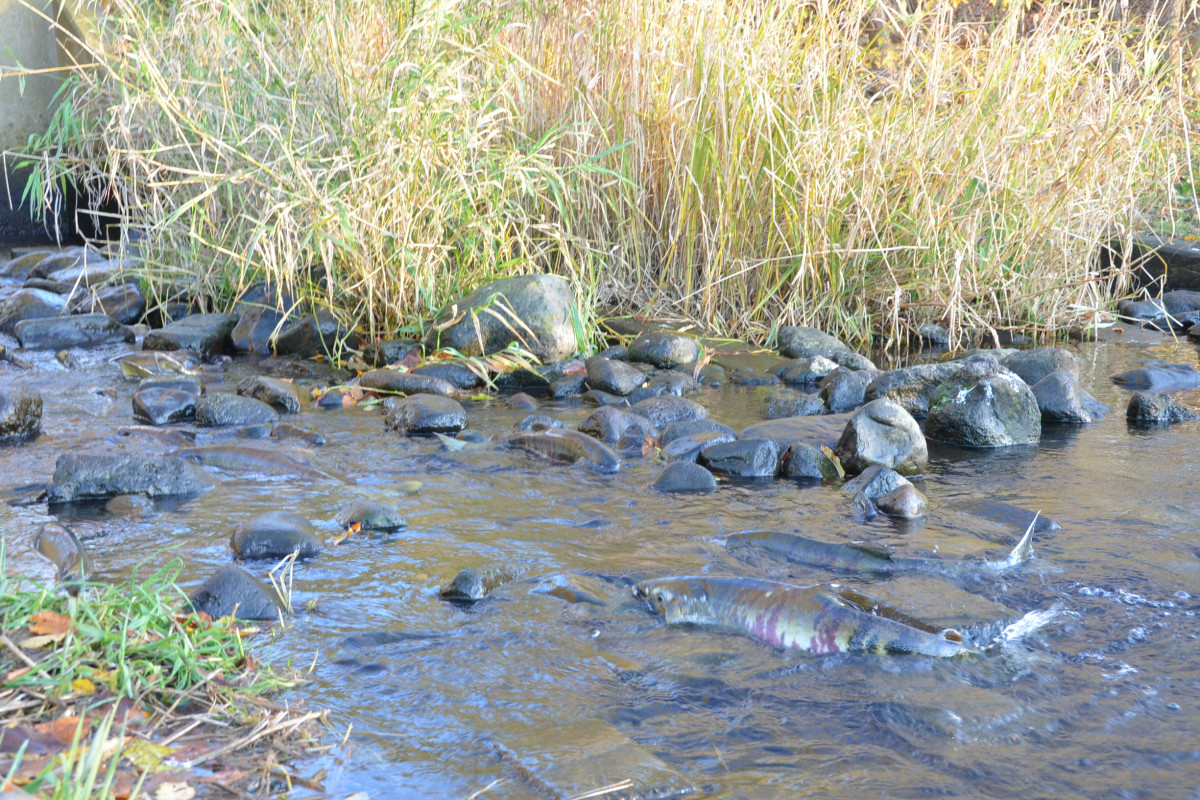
top-left (3, 329), bottom-right (1200, 799)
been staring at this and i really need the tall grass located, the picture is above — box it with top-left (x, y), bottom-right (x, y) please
top-left (32, 0), bottom-right (1199, 347)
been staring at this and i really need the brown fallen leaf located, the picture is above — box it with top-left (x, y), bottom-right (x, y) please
top-left (29, 611), bottom-right (72, 637)
top-left (641, 435), bottom-right (659, 458)
top-left (36, 716), bottom-right (86, 746)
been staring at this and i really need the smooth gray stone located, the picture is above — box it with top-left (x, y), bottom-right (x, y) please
top-left (842, 465), bottom-right (911, 501)
top-left (578, 406), bottom-right (657, 443)
top-left (1032, 370), bottom-right (1108, 423)
top-left (189, 565), bottom-right (283, 620)
top-left (630, 396), bottom-right (708, 429)
top-left (195, 393), bottom-right (280, 427)
top-left (765, 389), bottom-right (825, 419)
top-left (411, 362), bottom-right (484, 390)
top-left (231, 510), bottom-right (322, 559)
top-left (143, 313), bottom-right (237, 356)
top-left (14, 312), bottom-right (132, 350)
top-left (820, 367), bottom-right (879, 413)
top-left (926, 364), bottom-right (1041, 447)
top-left (1126, 391), bottom-right (1198, 425)
top-left (69, 282), bottom-right (145, 324)
top-left (775, 326), bottom-right (851, 359)
top-left (0, 287), bottom-right (67, 334)
top-left (1002, 348), bottom-right (1078, 386)
top-left (359, 368), bottom-right (457, 397)
top-left (834, 398), bottom-right (927, 475)
top-left (652, 461), bottom-right (717, 493)
top-left (698, 438), bottom-right (780, 478)
top-left (660, 418), bottom-right (737, 444)
top-left (626, 331), bottom-right (701, 369)
top-left (863, 363), bottom-right (958, 418)
top-left (237, 375), bottom-right (307, 414)
top-left (336, 499), bottom-right (407, 531)
top-left (383, 394), bottom-right (467, 434)
top-left (776, 355), bottom-right (839, 385)
top-left (586, 357), bottom-right (646, 396)
top-left (780, 442), bottom-right (839, 480)
top-left (875, 484), bottom-right (927, 519)
top-left (1112, 363), bottom-right (1200, 391)
top-left (132, 387), bottom-right (197, 425)
top-left (48, 453), bottom-right (216, 501)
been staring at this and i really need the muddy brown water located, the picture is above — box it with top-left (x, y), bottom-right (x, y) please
top-left (3, 329), bottom-right (1200, 799)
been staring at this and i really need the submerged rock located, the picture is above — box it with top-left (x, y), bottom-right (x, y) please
top-left (231, 511), bottom-right (322, 559)
top-left (15, 313), bottom-right (133, 350)
top-left (33, 522), bottom-right (93, 588)
top-left (501, 428), bottom-right (620, 472)
top-left (653, 461), bottom-right (717, 493)
top-left (626, 331), bottom-right (701, 369)
top-left (383, 394), bottom-right (467, 435)
top-left (271, 423), bottom-right (326, 446)
top-left (775, 326), bottom-right (851, 359)
top-left (506, 392), bottom-right (539, 410)
top-left (132, 387), bottom-right (198, 425)
top-left (195, 393), bottom-right (280, 427)
top-left (189, 565), bottom-right (283, 620)
top-left (516, 413), bottom-right (564, 431)
top-left (1112, 363), bottom-right (1200, 392)
top-left (143, 313), bottom-right (237, 356)
top-left (1126, 391), bottom-right (1199, 425)
top-left (875, 484), bottom-right (927, 519)
top-left (660, 418), bottom-right (737, 444)
top-left (780, 443), bottom-right (839, 481)
top-left (834, 399), bottom-right (927, 475)
top-left (440, 564), bottom-right (527, 603)
top-left (1032, 371), bottom-right (1108, 424)
top-left (336, 499), bottom-right (407, 531)
top-left (0, 386), bottom-right (42, 440)
top-left (764, 389), bottom-right (825, 419)
top-left (776, 356), bottom-right (839, 386)
top-left (661, 429), bottom-right (737, 462)
top-left (48, 454), bottom-right (216, 502)
top-left (925, 363), bottom-right (1041, 448)
top-left (424, 274), bottom-right (578, 361)
top-left (0, 288), bottom-right (67, 334)
top-left (237, 375), bottom-right (307, 413)
top-left (698, 438), bottom-right (780, 478)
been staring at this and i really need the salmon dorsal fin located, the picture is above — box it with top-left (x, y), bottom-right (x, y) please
top-left (833, 587), bottom-right (944, 635)
top-left (844, 542), bottom-right (894, 561)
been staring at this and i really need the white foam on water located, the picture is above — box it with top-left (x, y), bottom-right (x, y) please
top-left (996, 605), bottom-right (1061, 644)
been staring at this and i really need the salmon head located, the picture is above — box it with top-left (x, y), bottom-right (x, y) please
top-left (634, 577), bottom-right (718, 625)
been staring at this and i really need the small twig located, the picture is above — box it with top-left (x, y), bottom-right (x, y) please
top-left (174, 709), bottom-right (323, 769)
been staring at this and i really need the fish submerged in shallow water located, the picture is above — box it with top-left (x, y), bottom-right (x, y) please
top-left (635, 576), bottom-right (977, 657)
top-left (499, 428), bottom-right (620, 473)
top-left (724, 517), bottom-right (1037, 577)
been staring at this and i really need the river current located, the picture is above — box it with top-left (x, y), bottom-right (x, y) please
top-left (2, 327), bottom-right (1199, 799)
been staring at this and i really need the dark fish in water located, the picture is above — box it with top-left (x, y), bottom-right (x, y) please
top-left (635, 576), bottom-right (976, 657)
top-left (500, 428), bottom-right (620, 473)
top-left (175, 444), bottom-right (353, 483)
top-left (33, 522), bottom-right (94, 591)
top-left (1112, 363), bottom-right (1200, 391)
top-left (440, 564), bottom-right (527, 603)
top-left (955, 498), bottom-right (1060, 533)
top-left (113, 350), bottom-right (202, 379)
top-left (724, 519), bottom-right (1035, 577)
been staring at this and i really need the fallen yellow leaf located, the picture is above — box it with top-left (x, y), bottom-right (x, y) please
top-left (123, 739), bottom-right (174, 774)
top-left (18, 633), bottom-right (66, 650)
top-left (71, 678), bottom-right (96, 696)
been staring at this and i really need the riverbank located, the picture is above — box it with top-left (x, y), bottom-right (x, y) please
top-left (14, 0), bottom-right (1199, 349)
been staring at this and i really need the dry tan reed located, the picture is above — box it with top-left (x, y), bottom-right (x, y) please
top-left (34, 0), bottom-right (1200, 348)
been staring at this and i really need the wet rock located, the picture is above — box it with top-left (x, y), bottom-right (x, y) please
top-left (48, 454), bottom-right (216, 502)
top-left (842, 465), bottom-right (911, 501)
top-left (0, 288), bottom-right (67, 335)
top-left (578, 405), bottom-right (657, 443)
top-left (424, 274), bottom-right (577, 361)
top-left (864, 363), bottom-right (958, 417)
top-left (548, 373), bottom-right (587, 398)
top-left (0, 386), bottom-right (41, 440)
top-left (820, 367), bottom-right (879, 413)
top-left (0, 250), bottom-right (63, 280)
top-left (780, 442), bottom-right (839, 480)
top-left (143, 313), bottom-right (237, 357)
top-left (517, 413), bottom-right (564, 431)
top-left (502, 428), bottom-right (620, 472)
top-left (630, 396), bottom-right (708, 429)
top-left (626, 371), bottom-right (700, 402)
top-left (23, 248), bottom-right (94, 280)
top-left (875, 484), bottom-right (927, 519)
top-left (776, 355), bottom-right (839, 386)
top-left (132, 387), bottom-right (198, 425)
top-left (273, 309), bottom-right (358, 357)
top-left (362, 338), bottom-right (421, 367)
top-left (597, 345), bottom-right (628, 360)
top-left (45, 259), bottom-right (116, 288)
top-left (14, 313), bottom-right (133, 350)
top-left (581, 389), bottom-right (629, 407)
top-left (236, 375), bottom-right (306, 414)
top-left (1032, 371), bottom-right (1108, 423)
top-left (660, 418), bottom-right (737, 444)
top-left (440, 564), bottom-right (526, 603)
top-left (336, 499), bottom-right (407, 531)
top-left (690, 362), bottom-right (726, 387)
top-left (775, 326), bottom-right (851, 359)
top-left (925, 363), bottom-right (1041, 448)
top-left (626, 331), bottom-right (701, 369)
top-left (660, 429), bottom-right (736, 461)
top-left (917, 322), bottom-right (952, 348)
top-left (188, 565), bottom-right (283, 621)
top-left (1126, 391), bottom-right (1199, 425)
top-left (506, 392), bottom-right (539, 409)
top-left (698, 438), bottom-right (780, 478)
top-left (765, 389), bottom-right (825, 419)
top-left (383, 394), bottom-right (467, 434)
top-left (652, 461), bottom-right (717, 493)
top-left (271, 423), bottom-right (326, 446)
top-left (195, 393), bottom-right (279, 427)
top-left (1112, 363), bottom-right (1200, 391)
top-left (412, 362), bottom-right (484, 390)
top-left (493, 367), bottom-right (551, 392)
top-left (1117, 290), bottom-right (1200, 320)
top-left (358, 368), bottom-right (457, 397)
top-left (68, 283), bottom-right (145, 325)
top-left (230, 511), bottom-right (322, 559)
top-left (830, 351), bottom-right (876, 371)
top-left (729, 367), bottom-right (779, 386)
top-left (586, 357), bottom-right (646, 396)
top-left (834, 398), bottom-right (927, 475)
top-left (1002, 348), bottom-right (1078, 386)
top-left (105, 494), bottom-right (153, 518)
top-left (33, 522), bottom-right (93, 587)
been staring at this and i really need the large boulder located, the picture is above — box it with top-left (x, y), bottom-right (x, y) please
top-left (698, 438), bottom-right (780, 478)
top-left (0, 386), bottom-right (41, 440)
top-left (14, 313), bottom-right (133, 350)
top-left (383, 394), bottom-right (467, 434)
top-left (0, 288), bottom-right (67, 335)
top-left (864, 363), bottom-right (959, 417)
top-left (188, 565), bottom-right (283, 621)
top-left (1032, 371), bottom-right (1108, 424)
top-left (626, 332), bottom-right (701, 369)
top-left (775, 326), bottom-right (851, 359)
top-left (423, 274), bottom-right (578, 361)
top-left (143, 313), bottom-right (237, 357)
top-left (48, 454), bottom-right (216, 502)
top-left (925, 363), bottom-right (1041, 448)
top-left (834, 398), bottom-right (927, 475)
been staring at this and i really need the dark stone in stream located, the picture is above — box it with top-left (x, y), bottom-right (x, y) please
top-left (780, 443), bottom-right (839, 481)
top-left (15, 313), bottom-right (133, 350)
top-left (1112, 363), bottom-right (1200, 391)
top-left (627, 372), bottom-right (700, 402)
top-left (577, 406), bottom-right (657, 443)
top-left (597, 345), bottom-right (628, 360)
top-left (232, 306), bottom-right (357, 358)
top-left (875, 484), bottom-right (927, 519)
top-left (864, 363), bottom-right (959, 418)
top-left (626, 331), bottom-right (701, 369)
top-left (1126, 391), bottom-right (1199, 425)
top-left (1001, 347), bottom-right (1079, 386)
top-left (105, 494), bottom-right (153, 518)
top-left (1117, 289), bottom-right (1200, 320)
top-left (820, 367), bottom-right (879, 413)
top-left (660, 418), bottom-right (737, 444)
top-left (925, 362), bottom-right (1041, 448)
top-left (132, 387), bottom-right (197, 425)
top-left (764, 389), bottom-right (825, 419)
top-left (581, 389), bottom-right (629, 407)
top-left (548, 373), bottom-right (587, 399)
top-left (383, 394), bottom-right (467, 435)
top-left (335, 499), bottom-right (406, 531)
top-left (698, 438), bottom-right (780, 478)
top-left (412, 362), bottom-right (484, 390)
top-left (506, 392), bottom-right (539, 410)
top-left (630, 396), bottom-right (708, 429)
top-left (195, 393), bottom-right (280, 427)
top-left (231, 511), bottom-right (322, 559)
top-left (143, 313), bottom-right (237, 357)
top-left (652, 461), bottom-right (717, 493)
top-left (776, 326), bottom-right (851, 359)
top-left (842, 465), bottom-right (911, 501)
top-left (45, 260), bottom-right (116, 288)
top-left (1032, 370), bottom-right (1108, 424)
top-left (237, 375), bottom-right (307, 413)
top-left (361, 338), bottom-right (421, 367)
top-left (729, 367), bottom-right (779, 387)
top-left (0, 386), bottom-right (42, 440)
top-left (661, 430), bottom-right (736, 462)
top-left (359, 368), bottom-right (457, 397)
top-left (586, 357), bottom-right (646, 396)
top-left (69, 283), bottom-right (145, 325)
top-left (48, 454), bottom-right (216, 502)
top-left (830, 351), bottom-right (876, 371)
top-left (776, 356), bottom-right (839, 386)
top-left (517, 414), bottom-right (563, 431)
top-left (188, 565), bottom-right (283, 621)
top-left (0, 288), bottom-right (67, 335)
top-left (834, 399), bottom-right (927, 475)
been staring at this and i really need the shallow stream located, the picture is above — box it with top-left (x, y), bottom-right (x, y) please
top-left (3, 328), bottom-right (1200, 799)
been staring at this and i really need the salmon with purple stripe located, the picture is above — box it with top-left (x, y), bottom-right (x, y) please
top-left (634, 576), bottom-right (977, 658)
